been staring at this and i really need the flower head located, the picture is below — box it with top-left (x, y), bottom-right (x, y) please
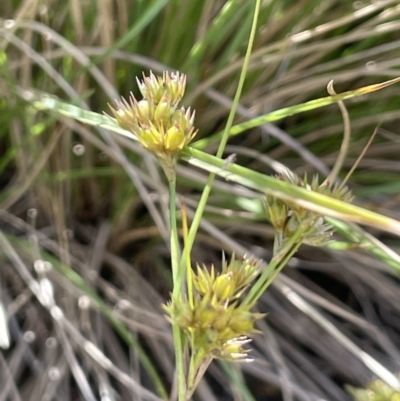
top-left (266, 172), bottom-right (353, 247)
top-left (108, 71), bottom-right (197, 180)
top-left (347, 376), bottom-right (400, 401)
top-left (164, 255), bottom-right (263, 363)
top-left (136, 71), bottom-right (186, 107)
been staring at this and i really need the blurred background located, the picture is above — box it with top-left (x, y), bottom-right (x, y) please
top-left (1, 1), bottom-right (400, 400)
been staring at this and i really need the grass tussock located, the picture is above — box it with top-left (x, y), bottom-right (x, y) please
top-left (1, 1), bottom-right (400, 401)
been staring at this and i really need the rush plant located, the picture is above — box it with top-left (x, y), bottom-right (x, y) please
top-left (2, 1), bottom-right (400, 400)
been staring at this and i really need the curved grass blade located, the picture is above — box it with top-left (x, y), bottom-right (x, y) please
top-left (30, 91), bottom-right (400, 237)
top-left (327, 218), bottom-right (400, 274)
top-left (193, 76), bottom-right (400, 150)
top-left (181, 147), bottom-right (400, 237)
top-left (31, 95), bottom-right (136, 140)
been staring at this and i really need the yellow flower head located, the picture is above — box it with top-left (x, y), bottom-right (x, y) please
top-left (164, 255), bottom-right (263, 363)
top-left (266, 172), bottom-right (353, 247)
top-left (108, 71), bottom-right (198, 179)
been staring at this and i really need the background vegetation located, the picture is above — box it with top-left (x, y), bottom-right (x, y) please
top-left (1, 1), bottom-right (400, 400)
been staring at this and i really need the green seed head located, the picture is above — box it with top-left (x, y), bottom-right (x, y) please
top-left (266, 172), bottom-right (353, 247)
top-left (212, 273), bottom-right (236, 301)
top-left (107, 71), bottom-right (197, 180)
top-left (164, 255), bottom-right (263, 364)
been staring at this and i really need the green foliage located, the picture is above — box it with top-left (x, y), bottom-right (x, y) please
top-left (1, 1), bottom-right (400, 401)
top-left (347, 377), bottom-right (400, 401)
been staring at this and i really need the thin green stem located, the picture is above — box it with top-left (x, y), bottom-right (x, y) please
top-left (186, 352), bottom-right (212, 401)
top-left (186, 339), bottom-right (200, 397)
top-left (323, 80), bottom-right (351, 185)
top-left (181, 146), bottom-right (400, 237)
top-left (185, 250), bottom-right (194, 311)
top-left (181, 206), bottom-right (194, 309)
top-left (244, 228), bottom-right (303, 305)
top-left (182, 0), bottom-right (261, 259)
top-left (168, 177), bottom-right (186, 401)
top-left (168, 11), bottom-right (262, 394)
top-left (214, 1), bottom-right (260, 161)
top-left (169, 177), bottom-right (180, 285)
top-left (172, 325), bottom-right (186, 401)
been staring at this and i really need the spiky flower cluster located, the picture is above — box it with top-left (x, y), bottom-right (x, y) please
top-left (164, 256), bottom-right (263, 362)
top-left (347, 376), bottom-right (400, 401)
top-left (108, 71), bottom-right (197, 179)
top-left (266, 172), bottom-right (353, 247)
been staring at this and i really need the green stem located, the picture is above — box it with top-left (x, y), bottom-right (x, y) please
top-left (172, 325), bottom-right (186, 401)
top-left (186, 339), bottom-right (198, 396)
top-left (177, 5), bottom-right (261, 397)
top-left (181, 146), bottom-right (400, 237)
top-left (244, 228), bottom-right (303, 305)
top-left (168, 177), bottom-right (186, 401)
top-left (181, 0), bottom-right (261, 260)
top-left (186, 351), bottom-right (212, 401)
top-left (169, 176), bottom-right (180, 284)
